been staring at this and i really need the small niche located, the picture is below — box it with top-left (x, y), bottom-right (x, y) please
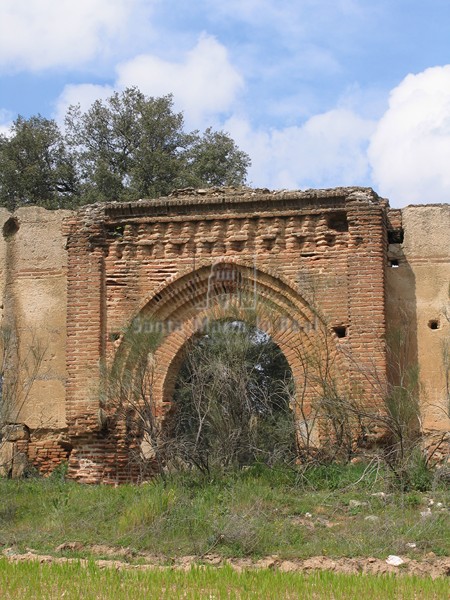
top-left (333, 325), bottom-right (348, 338)
top-left (172, 242), bottom-right (185, 256)
top-left (106, 278), bottom-right (126, 287)
top-left (324, 233), bottom-right (336, 247)
top-left (326, 211), bottom-right (348, 232)
top-left (428, 319), bottom-right (440, 330)
top-left (389, 259), bottom-right (399, 268)
top-left (142, 244), bottom-right (154, 257)
top-left (231, 240), bottom-right (245, 252)
top-left (388, 229), bottom-right (404, 244)
top-left (3, 217), bottom-right (19, 238)
top-left (262, 236), bottom-right (276, 251)
top-left (108, 225), bottom-right (124, 239)
top-left (203, 241), bottom-right (215, 254)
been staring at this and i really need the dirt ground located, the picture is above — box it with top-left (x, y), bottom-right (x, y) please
top-left (2, 545), bottom-right (449, 579)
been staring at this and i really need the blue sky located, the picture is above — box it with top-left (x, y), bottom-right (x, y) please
top-left (1, 1), bottom-right (450, 207)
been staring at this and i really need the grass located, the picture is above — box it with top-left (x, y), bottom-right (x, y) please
top-left (0, 560), bottom-right (448, 599)
top-left (0, 463), bottom-right (448, 560)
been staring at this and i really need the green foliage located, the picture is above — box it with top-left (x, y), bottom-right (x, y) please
top-left (48, 461), bottom-right (69, 483)
top-left (0, 466), bottom-right (448, 562)
top-left (171, 321), bottom-right (295, 472)
top-left (184, 127), bottom-right (250, 188)
top-left (0, 115), bottom-right (78, 210)
top-left (64, 89), bottom-right (189, 202)
top-left (296, 462), bottom-right (376, 491)
top-left (1, 560), bottom-right (448, 600)
top-left (0, 88), bottom-right (251, 210)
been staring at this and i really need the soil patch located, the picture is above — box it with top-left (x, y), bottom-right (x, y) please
top-left (2, 546), bottom-right (449, 579)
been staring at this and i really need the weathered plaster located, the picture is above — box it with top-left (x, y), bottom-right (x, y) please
top-left (0, 188), bottom-right (448, 481)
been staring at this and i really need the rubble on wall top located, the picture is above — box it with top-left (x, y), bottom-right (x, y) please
top-left (93, 185), bottom-right (386, 221)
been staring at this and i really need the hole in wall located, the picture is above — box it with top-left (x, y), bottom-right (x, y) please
top-left (389, 259), bottom-right (399, 268)
top-left (2, 218), bottom-right (19, 238)
top-left (231, 240), bottom-right (245, 252)
top-left (204, 241), bottom-right (215, 254)
top-left (106, 279), bottom-right (126, 287)
top-left (388, 229), bottom-right (404, 244)
top-left (326, 212), bottom-right (348, 232)
top-left (172, 242), bottom-right (186, 256)
top-left (324, 234), bottom-right (336, 247)
top-left (262, 237), bottom-right (276, 251)
top-left (142, 244), bottom-right (153, 257)
top-left (333, 326), bottom-right (347, 338)
top-left (428, 319), bottom-right (440, 330)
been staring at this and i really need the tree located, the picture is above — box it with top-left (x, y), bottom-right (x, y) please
top-left (65, 87), bottom-right (250, 203)
top-left (185, 127), bottom-right (250, 188)
top-left (105, 317), bottom-right (294, 479)
top-left (0, 325), bottom-right (47, 478)
top-left (0, 88), bottom-right (251, 210)
top-left (65, 89), bottom-right (190, 202)
top-left (170, 321), bottom-right (295, 473)
top-left (0, 115), bottom-right (78, 211)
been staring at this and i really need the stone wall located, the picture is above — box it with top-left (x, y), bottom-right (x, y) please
top-left (0, 207), bottom-right (73, 476)
top-left (0, 188), bottom-right (448, 481)
top-left (386, 204), bottom-right (450, 458)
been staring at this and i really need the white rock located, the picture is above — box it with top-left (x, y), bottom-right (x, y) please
top-left (420, 507), bottom-right (432, 518)
top-left (349, 500), bottom-right (368, 508)
top-left (386, 555), bottom-right (404, 566)
top-left (406, 542), bottom-right (417, 549)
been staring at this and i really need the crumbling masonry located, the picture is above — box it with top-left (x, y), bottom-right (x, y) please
top-left (0, 187), bottom-right (449, 482)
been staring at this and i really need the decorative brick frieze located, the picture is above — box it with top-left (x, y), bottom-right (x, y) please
top-left (4, 188), bottom-right (447, 483)
top-left (61, 187), bottom-right (390, 482)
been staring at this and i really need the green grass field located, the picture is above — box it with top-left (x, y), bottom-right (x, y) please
top-left (0, 560), bottom-right (448, 600)
top-left (0, 463), bottom-right (448, 561)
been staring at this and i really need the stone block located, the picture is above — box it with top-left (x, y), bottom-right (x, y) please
top-left (1, 424), bottom-right (30, 442)
top-left (0, 441), bottom-right (14, 477)
top-left (11, 452), bottom-right (29, 479)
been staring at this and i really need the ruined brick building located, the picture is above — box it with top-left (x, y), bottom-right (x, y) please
top-left (0, 187), bottom-right (449, 482)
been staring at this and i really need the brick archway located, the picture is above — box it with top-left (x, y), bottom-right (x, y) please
top-left (131, 259), bottom-right (336, 411)
top-left (65, 187), bottom-right (388, 483)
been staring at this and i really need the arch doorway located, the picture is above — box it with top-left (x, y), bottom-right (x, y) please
top-left (107, 260), bottom-right (347, 479)
top-left (167, 319), bottom-right (296, 472)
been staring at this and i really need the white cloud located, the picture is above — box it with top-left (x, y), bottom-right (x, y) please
top-left (369, 65), bottom-right (450, 206)
top-left (54, 35), bottom-right (244, 130)
top-left (204, 0), bottom-right (374, 42)
top-left (54, 83), bottom-right (114, 126)
top-left (0, 109), bottom-right (13, 136)
top-left (0, 0), bottom-right (147, 71)
top-left (116, 34), bottom-right (244, 129)
top-left (227, 109), bottom-right (375, 190)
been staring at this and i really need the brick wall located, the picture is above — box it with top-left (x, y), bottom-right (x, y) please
top-left (2, 188), bottom-right (448, 482)
top-left (64, 187), bottom-right (390, 482)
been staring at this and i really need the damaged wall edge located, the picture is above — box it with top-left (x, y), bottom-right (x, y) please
top-left (0, 187), bottom-right (448, 482)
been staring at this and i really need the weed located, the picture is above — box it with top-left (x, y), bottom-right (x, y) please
top-left (0, 560), bottom-right (448, 599)
top-left (0, 465), bottom-right (447, 560)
